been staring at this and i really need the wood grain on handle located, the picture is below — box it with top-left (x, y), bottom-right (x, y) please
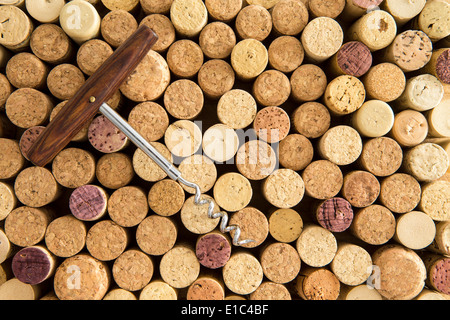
top-left (26, 25), bottom-right (158, 167)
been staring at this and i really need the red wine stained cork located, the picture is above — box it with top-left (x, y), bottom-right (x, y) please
top-left (235, 139), bottom-right (277, 180)
top-left (148, 179), bottom-right (185, 217)
top-left (76, 39), bottom-right (113, 76)
top-left (394, 211), bottom-right (436, 250)
top-left (342, 0), bottom-right (384, 21)
top-left (271, 0), bottom-right (308, 36)
top-left (54, 253), bottom-right (111, 300)
top-left (235, 4), bottom-right (272, 41)
top-left (292, 102), bottom-right (330, 139)
top-left (19, 126), bottom-right (45, 161)
top-left (390, 110), bottom-right (428, 147)
top-left (260, 242), bottom-right (301, 284)
top-left (164, 120), bottom-right (202, 158)
top-left (339, 284), bottom-right (383, 300)
top-left (47, 63), bottom-right (85, 100)
top-left (187, 276), bottom-right (225, 300)
top-left (294, 266), bottom-right (340, 300)
top-left (96, 153), bottom-right (134, 189)
top-left (52, 147), bottom-right (96, 189)
top-left (112, 249), bottom-right (154, 292)
top-left (140, 0), bottom-right (173, 14)
top-left (0, 228), bottom-right (18, 264)
top-left (268, 36), bottom-right (304, 73)
top-left (0, 138), bottom-right (25, 180)
top-left (416, 0), bottom-right (450, 42)
top-left (222, 251), bottom-right (263, 295)
top-left (350, 204), bottom-right (396, 245)
top-left (6, 52), bottom-right (48, 89)
top-left (180, 194), bottom-right (220, 234)
top-left (119, 50), bottom-right (170, 102)
top-left (316, 197), bottom-right (354, 233)
top-left (5, 206), bottom-right (53, 247)
top-left (318, 125), bottom-right (363, 166)
top-left (163, 79), bottom-right (204, 120)
top-left (45, 214), bottom-right (87, 257)
top-left (202, 124), bottom-right (239, 163)
top-left (422, 253), bottom-right (450, 295)
top-left (69, 184), bottom-right (108, 221)
top-left (329, 41), bottom-right (372, 77)
top-left (12, 246), bottom-right (56, 285)
top-left (195, 231), bottom-right (232, 269)
top-left (178, 154), bottom-right (217, 194)
top-left (100, 10), bottom-right (137, 48)
top-left (403, 143), bottom-right (449, 182)
top-left (197, 59), bottom-right (235, 99)
top-left (379, 173), bottom-right (421, 214)
top-left (5, 88), bottom-right (53, 129)
top-left (324, 75), bottom-right (366, 115)
top-left (0, 73), bottom-right (12, 111)
top-left (290, 64), bottom-right (327, 102)
top-left (0, 278), bottom-right (42, 300)
top-left (268, 208), bottom-right (303, 243)
top-left (278, 134), bottom-right (314, 171)
top-left (88, 115), bottom-right (128, 154)
top-left (86, 220), bottom-right (129, 261)
top-left (128, 101), bottom-right (169, 143)
top-left (308, 0), bottom-right (345, 19)
top-left (103, 288), bottom-right (137, 300)
top-left (396, 74), bottom-right (444, 112)
top-left (26, 0), bottom-right (64, 22)
top-left (341, 170), bottom-right (380, 208)
top-left (139, 14), bottom-right (175, 53)
top-left (263, 169), bottom-right (305, 209)
top-left (30, 23), bottom-right (73, 65)
top-left (204, 0), bottom-right (242, 21)
top-left (249, 281), bottom-right (291, 300)
top-left (230, 39), bottom-right (268, 80)
top-left (159, 243), bottom-right (200, 289)
top-left (0, 6), bottom-right (33, 51)
top-left (252, 70), bottom-right (290, 107)
top-left (253, 106), bottom-right (290, 143)
top-left (426, 98), bottom-right (450, 138)
top-left (213, 172), bottom-right (252, 212)
top-left (170, 0), bottom-right (208, 37)
top-left (372, 244), bottom-right (426, 300)
top-left (362, 63), bottom-right (406, 102)
top-left (136, 215), bottom-right (178, 256)
top-left (217, 89), bottom-right (257, 129)
top-left (139, 280), bottom-right (178, 300)
top-left (133, 142), bottom-right (173, 182)
top-left (229, 206), bottom-right (269, 248)
top-left (381, 0), bottom-right (426, 27)
top-left (0, 181), bottom-right (16, 221)
top-left (199, 21), bottom-right (236, 59)
top-left (352, 100), bottom-right (395, 138)
top-left (330, 243), bottom-right (372, 286)
top-left (422, 48), bottom-right (450, 85)
top-left (167, 40), bottom-right (203, 78)
top-left (59, 0), bottom-right (101, 44)
top-left (429, 221), bottom-right (450, 256)
top-left (108, 186), bottom-right (148, 227)
top-left (419, 180), bottom-right (450, 221)
top-left (359, 138), bottom-right (402, 177)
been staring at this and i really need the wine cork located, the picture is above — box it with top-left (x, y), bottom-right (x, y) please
top-left (139, 14), bottom-right (175, 53)
top-left (148, 179), bottom-right (185, 216)
top-left (12, 246), bottom-right (56, 285)
top-left (69, 184), bottom-right (108, 221)
top-left (101, 0), bottom-right (138, 12)
top-left (260, 242), bottom-right (301, 284)
top-left (350, 204), bottom-right (396, 245)
top-left (163, 79), bottom-right (204, 120)
top-left (381, 0), bottom-right (426, 27)
top-left (249, 281), bottom-right (291, 300)
top-left (103, 288), bottom-right (137, 300)
top-left (0, 278), bottom-right (41, 300)
top-left (54, 254), bottom-right (111, 300)
top-left (372, 244), bottom-right (426, 300)
top-left (379, 173), bottom-right (421, 214)
top-left (0, 182), bottom-right (16, 221)
top-left (86, 220), bottom-right (129, 261)
top-left (202, 123), bottom-right (239, 163)
top-left (351, 100), bottom-right (394, 137)
top-left (0, 228), bottom-right (17, 263)
top-left (0, 138), bottom-right (25, 180)
top-left (5, 88), bottom-right (53, 129)
top-left (341, 170), bottom-right (380, 208)
top-left (235, 139), bottom-right (277, 180)
top-left (99, 9), bottom-right (137, 48)
top-left (252, 70), bottom-right (291, 107)
top-left (30, 24), bottom-right (73, 65)
top-left (403, 142), bottom-right (449, 182)
top-left (245, 0), bottom-right (279, 9)
top-left (342, 0), bottom-right (384, 21)
top-left (330, 243), bottom-right (372, 286)
top-left (262, 169), bottom-right (305, 209)
top-left (19, 126), bottom-right (45, 160)
top-left (159, 244), bottom-right (200, 289)
top-left (132, 142), bottom-right (173, 182)
top-left (6, 52), bottom-right (48, 89)
top-left (140, 280), bottom-right (178, 300)
top-left (195, 232), bottom-right (232, 269)
top-left (278, 134), bottom-right (314, 171)
top-left (268, 36), bottom-right (304, 73)
top-left (363, 63), bottom-right (406, 102)
top-left (394, 211), bottom-right (436, 250)
top-left (213, 172), bottom-right (252, 212)
top-left (108, 186), bottom-right (148, 227)
top-left (178, 154), bottom-right (217, 194)
top-left (5, 206), bottom-right (53, 247)
top-left (140, 0), bottom-right (173, 14)
top-left (198, 59), bottom-right (235, 100)
top-left (222, 251), bottom-right (263, 295)
top-left (59, 0), bottom-right (101, 44)
top-left (229, 206), bottom-right (269, 248)
top-left (45, 215), bottom-right (87, 258)
top-left (329, 41), bottom-right (372, 77)
top-left (416, 0), bottom-right (450, 42)
top-left (291, 102), bottom-right (330, 139)
top-left (88, 115), bottom-right (128, 153)
top-left (324, 75), bottom-right (366, 115)
top-left (0, 6), bottom-right (33, 51)
top-left (25, 0), bottom-right (65, 23)
top-left (47, 63), bottom-right (85, 100)
top-left (268, 208), bottom-right (303, 243)
top-left (230, 39), bottom-right (268, 80)
top-left (301, 17), bottom-right (343, 63)
top-left (0, 73), bottom-right (12, 111)
top-left (253, 106), bottom-right (290, 143)
top-left (271, 0), bottom-right (308, 36)
top-left (217, 89), bottom-right (257, 129)
top-left (52, 147), bottom-right (96, 189)
top-left (427, 98), bottom-right (450, 138)
top-left (422, 48), bottom-right (450, 85)
top-left (170, 0), bottom-right (208, 37)
top-left (112, 249), bottom-right (154, 292)
top-left (167, 40), bottom-right (203, 78)
top-left (318, 125), bottom-right (363, 166)
top-left (96, 153), bottom-right (134, 189)
top-left (294, 266), bottom-right (340, 300)
top-left (164, 120), bottom-right (202, 158)
top-left (339, 284), bottom-right (383, 300)
top-left (422, 253), bottom-right (450, 295)
top-left (199, 22), bottom-right (236, 59)
top-left (187, 276), bottom-right (226, 300)
top-left (316, 197), bottom-right (354, 233)
top-left (419, 180), bottom-right (450, 221)
top-left (119, 49), bottom-right (170, 102)
top-left (347, 10), bottom-right (397, 52)
top-left (396, 74), bottom-right (444, 111)
top-left (128, 102), bottom-right (169, 143)
top-left (76, 39), bottom-right (113, 76)
top-left (290, 64), bottom-right (327, 102)
top-left (136, 215), bottom-right (177, 256)
top-left (180, 194), bottom-right (220, 234)
top-left (235, 4), bottom-right (272, 41)
top-left (308, 0), bottom-right (345, 18)
top-left (204, 0), bottom-right (242, 22)
top-left (390, 110), bottom-right (428, 147)
top-left (429, 221), bottom-right (450, 256)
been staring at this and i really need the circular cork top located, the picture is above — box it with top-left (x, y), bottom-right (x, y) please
top-left (0, 228), bottom-right (12, 264)
top-left (204, 0), bottom-right (242, 21)
top-left (427, 99), bottom-right (450, 138)
top-left (324, 75), bottom-right (366, 115)
top-left (181, 194), bottom-right (220, 234)
top-left (335, 41), bottom-right (372, 77)
top-left (268, 36), bottom-right (304, 73)
top-left (12, 246), bottom-right (54, 285)
top-left (139, 14), bottom-right (175, 53)
top-left (261, 242), bottom-right (301, 284)
top-left (398, 74), bottom-right (444, 112)
top-left (86, 220), bottom-right (128, 261)
top-left (330, 244), bottom-right (372, 286)
top-left (178, 154), bottom-right (217, 194)
top-left (372, 244), bottom-right (426, 300)
top-left (435, 49), bottom-right (450, 84)
top-left (196, 232), bottom-right (231, 269)
top-left (217, 89), bottom-right (257, 129)
top-left (96, 153), bottom-right (134, 189)
top-left (213, 172), bottom-right (253, 212)
top-left (0, 278), bottom-right (40, 300)
top-left (45, 215), bottom-right (87, 257)
top-left (160, 244), bottom-right (200, 289)
top-left (316, 197), bottom-right (354, 233)
top-left (202, 123), bottom-right (239, 163)
top-left (76, 39), bottom-right (113, 76)
top-left (47, 64), bottom-right (85, 100)
top-left (352, 100), bottom-right (394, 137)
top-left (101, 0), bottom-right (139, 11)
top-left (187, 277), bottom-right (225, 300)
top-left (342, 170), bottom-right (380, 208)
top-left (420, 180), bottom-right (450, 221)
top-left (395, 211), bottom-right (436, 250)
top-left (30, 24), bottom-right (72, 64)
top-left (235, 4), bottom-right (272, 41)
top-left (268, 208), bottom-right (303, 243)
top-left (88, 115), bottom-right (127, 153)
top-left (0, 182), bottom-right (16, 221)
top-left (0, 138), bottom-right (25, 180)
top-left (418, 0), bottom-right (450, 41)
top-left (363, 63), bottom-right (406, 102)
top-left (292, 102), bottom-right (330, 139)
top-left (19, 126), bottom-right (45, 160)
top-left (252, 70), bottom-right (291, 107)
top-left (103, 289), bottom-right (137, 300)
top-left (379, 173), bottom-right (421, 213)
top-left (108, 186), bottom-right (148, 227)
top-left (290, 64), bottom-right (327, 102)
top-left (231, 39), bottom-right (268, 80)
top-left (360, 137), bottom-right (403, 176)
top-left (136, 215), bottom-right (177, 256)
top-left (128, 101), bottom-right (169, 142)
top-left (318, 125), bottom-right (363, 166)
top-left (167, 40), bottom-right (204, 78)
top-left (0, 6), bottom-right (32, 50)
top-left (229, 206), bottom-right (269, 248)
top-left (309, 0), bottom-right (345, 19)
top-left (253, 106), bottom-right (290, 143)
top-left (6, 52), bottom-right (48, 89)
top-left (404, 143), bottom-right (449, 182)
top-left (148, 179), bottom-right (185, 216)
top-left (340, 284), bottom-right (383, 300)
top-left (140, 0), bottom-right (173, 14)
top-left (164, 79), bottom-right (204, 120)
top-left (236, 139), bottom-right (277, 180)
top-left (198, 59), bottom-right (235, 99)
top-left (351, 204), bottom-right (395, 245)
top-left (140, 281), bottom-right (178, 300)
top-left (170, 0), bottom-right (208, 37)
top-left (223, 252), bottom-right (263, 295)
top-left (271, 0), bottom-right (308, 35)
top-left (69, 185), bottom-right (108, 221)
top-left (112, 249), bottom-right (154, 291)
top-left (249, 282), bottom-right (291, 300)
top-left (297, 268), bottom-right (340, 300)
top-left (100, 10), bottom-right (138, 48)
top-left (133, 143), bottom-right (172, 182)
top-left (279, 134), bottom-right (314, 171)
top-left (164, 120), bottom-right (202, 158)
top-left (52, 148), bottom-right (96, 188)
top-left (263, 169), bottom-right (305, 209)
top-left (302, 160), bottom-right (343, 200)
top-left (428, 256), bottom-right (450, 295)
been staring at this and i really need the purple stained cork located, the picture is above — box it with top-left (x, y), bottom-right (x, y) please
top-left (88, 115), bottom-right (128, 153)
top-left (316, 197), bottom-right (354, 232)
top-left (19, 126), bottom-right (45, 160)
top-left (12, 246), bottom-right (54, 285)
top-left (69, 184), bottom-right (108, 221)
top-left (196, 233), bottom-right (231, 269)
top-left (336, 41), bottom-right (372, 77)
top-left (436, 49), bottom-right (450, 85)
top-left (432, 258), bottom-right (450, 295)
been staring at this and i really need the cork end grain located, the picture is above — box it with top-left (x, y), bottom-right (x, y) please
top-left (6, 52), bottom-right (48, 89)
top-left (268, 208), bottom-right (303, 243)
top-left (318, 125), bottom-right (363, 166)
top-left (196, 233), bottom-right (231, 269)
top-left (181, 194), bottom-right (220, 234)
top-left (88, 115), bottom-right (128, 154)
top-left (395, 211), bottom-right (436, 250)
top-left (112, 249), bottom-right (154, 291)
top-left (52, 148), bottom-right (96, 189)
top-left (96, 153), bottom-right (134, 189)
top-left (296, 267), bottom-right (340, 300)
top-left (296, 224), bottom-right (337, 267)
top-left (178, 154), bottom-right (217, 194)
top-left (197, 59), bottom-right (235, 99)
top-left (223, 252), bottom-right (263, 295)
top-left (268, 35), bottom-right (304, 73)
top-left (0, 6), bottom-right (33, 50)
top-left (341, 170), bottom-right (380, 208)
top-left (292, 102), bottom-right (331, 139)
top-left (164, 79), bottom-right (204, 120)
top-left (260, 242), bottom-right (301, 284)
top-left (140, 280), bottom-right (178, 300)
top-left (252, 70), bottom-right (291, 107)
top-left (217, 89), bottom-right (257, 129)
top-left (253, 106), bottom-right (290, 143)
top-left (108, 186), bottom-right (148, 227)
top-left (360, 137), bottom-right (403, 177)
top-left (47, 63), bottom-right (85, 100)
top-left (330, 244), bottom-right (372, 286)
top-left (139, 14), bottom-right (175, 53)
top-left (302, 160), bottom-right (343, 200)
top-left (166, 40), bottom-right (204, 78)
top-left (351, 205), bottom-right (396, 245)
top-left (229, 206), bottom-right (269, 248)
top-left (290, 64), bottom-right (327, 102)
top-left (204, 0), bottom-right (243, 22)
top-left (86, 220), bottom-right (129, 261)
top-left (429, 257), bottom-right (450, 295)
top-left (324, 75), bottom-right (366, 115)
top-left (316, 197), bottom-right (354, 233)
top-left (278, 134), bottom-right (314, 171)
top-left (213, 173), bottom-right (252, 212)
top-left (263, 169), bottom-right (305, 209)
top-left (435, 49), bottom-right (450, 84)
top-left (231, 38), bottom-right (268, 80)
top-left (271, 0), bottom-right (308, 36)
top-left (160, 244), bottom-right (200, 289)
top-left (69, 184), bottom-right (108, 221)
top-left (136, 215), bottom-right (177, 256)
top-left (335, 41), bottom-right (372, 77)
top-left (249, 282), bottom-right (291, 300)
top-left (0, 182), bottom-right (16, 221)
top-left (235, 4), bottom-right (272, 41)
top-left (0, 138), bottom-right (25, 180)
top-left (45, 215), bottom-right (87, 258)
top-left (170, 0), bottom-right (208, 37)
top-left (362, 62), bottom-right (406, 102)
top-left (419, 180), bottom-right (450, 221)
top-left (148, 179), bottom-right (185, 217)
top-left (100, 9), bottom-right (138, 48)
top-left (403, 143), bottom-right (449, 182)
top-left (236, 139), bottom-right (277, 180)
top-left (202, 123), bottom-right (239, 163)
top-left (30, 23), bottom-right (73, 64)
top-left (164, 120), bottom-right (202, 158)
top-left (187, 277), bottom-right (225, 300)
top-left (12, 246), bottom-right (54, 285)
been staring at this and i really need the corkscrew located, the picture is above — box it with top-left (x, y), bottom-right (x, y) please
top-left (25, 25), bottom-right (254, 246)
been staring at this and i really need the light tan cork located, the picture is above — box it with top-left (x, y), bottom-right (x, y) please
top-left (292, 102), bottom-right (331, 139)
top-left (96, 153), bottom-right (134, 189)
top-left (202, 123), bottom-right (239, 163)
top-left (170, 0), bottom-right (208, 37)
top-left (260, 242), bottom-right (301, 284)
top-left (52, 147), bottom-right (96, 189)
top-left (268, 208), bottom-right (303, 243)
top-left (341, 0), bottom-right (384, 21)
top-left (112, 249), bottom-right (154, 292)
top-left (213, 172), bottom-right (253, 212)
top-left (396, 74), bottom-right (443, 112)
top-left (47, 63), bottom-right (85, 100)
top-left (416, 0), bottom-right (450, 42)
top-left (163, 79), bottom-right (204, 120)
top-left (26, 0), bottom-right (65, 23)
top-left (263, 169), bottom-right (305, 209)
top-left (100, 10), bottom-right (137, 48)
top-left (86, 220), bottom-right (129, 261)
top-left (426, 98), bottom-right (450, 138)
top-left (136, 215), bottom-right (178, 256)
top-left (180, 194), bottom-right (220, 234)
top-left (0, 138), bottom-right (25, 180)
top-left (205, 0), bottom-right (243, 21)
top-left (199, 21), bottom-right (236, 59)
top-left (54, 253), bottom-right (111, 300)
top-left (278, 134), bottom-right (314, 171)
top-left (178, 154), bottom-right (217, 194)
top-left (198, 59), bottom-right (235, 99)
top-left (166, 40), bottom-right (204, 78)
top-left (187, 276), bottom-right (226, 300)
top-left (30, 23), bottom-right (73, 64)
top-left (296, 224), bottom-right (337, 267)
top-left (271, 0), bottom-right (308, 36)
top-left (0, 6), bottom-right (33, 51)
top-left (394, 211), bottom-right (436, 250)
top-left (0, 278), bottom-right (42, 300)
top-left (414, 289), bottom-right (449, 301)
top-left (139, 14), bottom-right (175, 53)
top-left (339, 284), bottom-right (383, 300)
top-left (330, 243), bottom-right (372, 286)
top-left (290, 64), bottom-right (327, 102)
top-left (160, 243), bottom-right (200, 289)
top-left (229, 206), bottom-right (269, 248)
top-left (235, 4), bottom-right (272, 41)
top-left (6, 52), bottom-right (48, 89)
top-left (351, 100), bottom-right (394, 138)
top-left (217, 89), bottom-right (257, 129)
top-left (390, 110), bottom-right (428, 147)
top-left (222, 251), bottom-right (264, 295)
top-left (0, 181), bottom-right (16, 221)
top-left (341, 170), bottom-right (380, 208)
top-left (381, 0), bottom-right (426, 26)
top-left (148, 179), bottom-right (184, 217)
top-left (133, 142), bottom-right (173, 182)
top-left (45, 215), bottom-right (87, 258)
top-left (350, 204), bottom-right (396, 245)
top-left (318, 125), bottom-right (363, 166)
top-left (0, 228), bottom-right (17, 263)
top-left (403, 143), bottom-right (449, 182)
top-left (103, 288), bottom-right (137, 300)
top-left (324, 75), bottom-right (366, 115)
top-left (235, 139), bottom-right (277, 180)
top-left (268, 36), bottom-right (304, 73)
top-left (108, 186), bottom-right (148, 227)
top-left (362, 62), bottom-right (406, 102)
top-left (164, 120), bottom-right (202, 158)
top-left (246, 0), bottom-right (279, 9)
top-left (249, 282), bottom-right (291, 300)
top-left (140, 0), bottom-right (173, 14)
top-left (253, 106), bottom-right (290, 143)
top-left (128, 101), bottom-right (169, 142)
top-left (252, 70), bottom-right (291, 107)
top-left (379, 173), bottom-right (421, 214)
top-left (419, 180), bottom-right (450, 221)
top-left (308, 0), bottom-right (345, 18)
top-left (428, 221), bottom-right (450, 256)
top-left (59, 0), bottom-right (101, 44)
top-left (76, 39), bottom-right (113, 76)
top-left (231, 38), bottom-right (268, 80)
top-left (140, 280), bottom-right (178, 300)
top-left (0, 73), bottom-right (12, 111)
top-left (294, 266), bottom-right (340, 300)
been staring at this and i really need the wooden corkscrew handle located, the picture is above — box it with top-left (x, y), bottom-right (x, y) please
top-left (25, 25), bottom-right (158, 167)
